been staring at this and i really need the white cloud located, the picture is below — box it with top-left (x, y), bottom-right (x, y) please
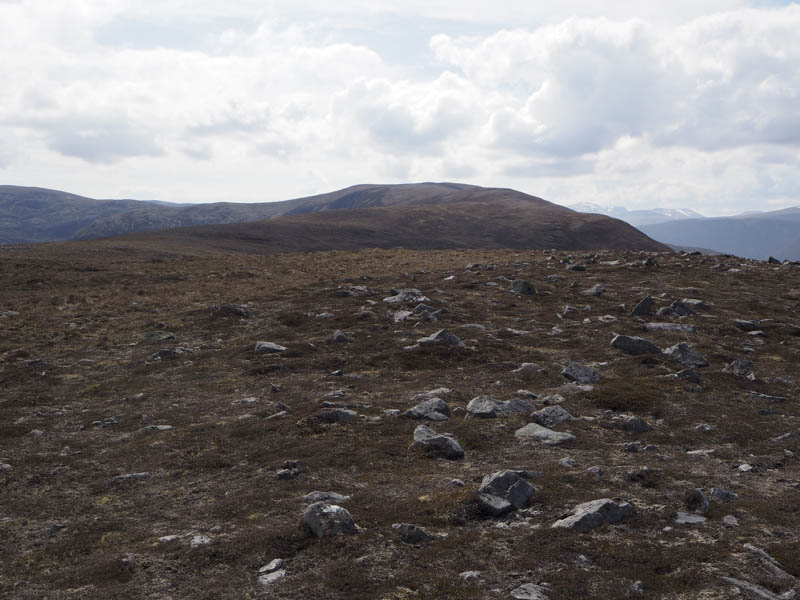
top-left (0, 1), bottom-right (799, 214)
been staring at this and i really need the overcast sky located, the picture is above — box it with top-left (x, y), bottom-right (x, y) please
top-left (1, 1), bottom-right (799, 215)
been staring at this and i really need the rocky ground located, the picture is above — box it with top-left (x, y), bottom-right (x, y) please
top-left (1, 243), bottom-right (799, 599)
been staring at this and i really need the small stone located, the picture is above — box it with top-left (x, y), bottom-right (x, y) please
top-left (258, 570), bottom-right (286, 586)
top-left (620, 415), bottom-right (653, 434)
top-left (110, 472), bottom-right (149, 485)
top-left (530, 406), bottom-right (574, 428)
top-left (559, 457), bottom-right (577, 468)
top-left (303, 502), bottom-right (357, 538)
top-left (259, 559), bottom-right (285, 573)
top-left (663, 342), bottom-right (708, 368)
top-left (451, 478), bottom-right (465, 487)
top-left (190, 534), bottom-right (212, 547)
top-left (254, 341), bottom-right (287, 353)
top-left (404, 398), bottom-right (451, 421)
top-left (413, 329), bottom-right (465, 348)
top-left (459, 571), bottom-right (481, 582)
top-left (331, 330), bottom-right (349, 343)
top-left (409, 425), bottom-right (465, 460)
top-left (645, 322), bottom-right (697, 333)
top-left (724, 359), bottom-right (756, 381)
top-left (392, 523), bottom-right (435, 544)
top-left (611, 334), bottom-right (661, 355)
top-left (466, 395), bottom-right (500, 418)
top-left (685, 488), bottom-right (709, 514)
top-left (510, 279), bottom-right (535, 295)
top-left (513, 363), bottom-right (546, 379)
top-left (738, 463), bottom-right (753, 473)
top-left (562, 363), bottom-right (602, 384)
top-left (582, 284), bottom-right (605, 297)
top-left (477, 470), bottom-right (535, 515)
top-left (275, 468), bottom-right (299, 480)
top-left (515, 423), bottom-right (575, 445)
top-left (302, 491), bottom-right (351, 504)
top-left (734, 319), bottom-right (760, 332)
top-left (383, 288), bottom-right (429, 304)
top-left (674, 512), bottom-right (706, 525)
top-left (511, 583), bottom-right (551, 600)
top-left (630, 296), bottom-right (654, 316)
top-left (723, 515), bottom-right (739, 527)
top-left (710, 488), bottom-right (738, 502)
top-left (551, 498), bottom-right (634, 531)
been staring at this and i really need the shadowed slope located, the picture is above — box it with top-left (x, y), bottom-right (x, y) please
top-left (96, 199), bottom-right (669, 255)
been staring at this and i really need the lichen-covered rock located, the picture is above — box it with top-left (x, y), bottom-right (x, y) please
top-left (254, 341), bottom-right (287, 353)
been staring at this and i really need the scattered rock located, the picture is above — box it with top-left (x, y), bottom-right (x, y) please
top-left (723, 515), bottom-right (739, 527)
top-left (383, 288), bottom-right (429, 304)
top-left (710, 488), bottom-right (738, 502)
top-left (254, 341), bottom-right (287, 354)
top-left (530, 405), bottom-right (574, 428)
top-left (645, 322), bottom-right (697, 333)
top-left (409, 425), bottom-right (465, 460)
top-left (611, 334), bottom-right (661, 355)
top-left (562, 363), bottom-right (602, 384)
top-left (404, 397), bottom-right (451, 421)
top-left (410, 388), bottom-right (453, 402)
top-left (582, 284), bottom-right (605, 297)
top-left (513, 363), bottom-right (547, 379)
top-left (413, 329), bottom-right (465, 348)
top-left (685, 488), bottom-right (709, 514)
top-left (551, 498), bottom-right (634, 531)
top-left (510, 279), bottom-right (535, 295)
top-left (392, 523), bottom-right (435, 544)
top-left (515, 423), bottom-right (575, 446)
top-left (476, 470), bottom-right (535, 516)
top-left (302, 491), bottom-right (351, 504)
top-left (466, 395), bottom-right (500, 418)
top-left (734, 319), bottom-right (760, 332)
top-left (110, 472), bottom-right (149, 486)
top-left (258, 570), bottom-right (286, 587)
top-left (630, 296), bottom-right (654, 316)
top-left (459, 570), bottom-right (481, 581)
top-left (190, 534), bottom-right (212, 547)
top-left (674, 512), bottom-right (706, 525)
top-left (723, 358), bottom-right (756, 381)
top-left (331, 329), bottom-right (349, 343)
top-left (620, 415), bottom-right (653, 434)
top-left (303, 502), bottom-right (357, 538)
top-left (663, 342), bottom-right (708, 368)
top-left (510, 583), bottom-right (551, 600)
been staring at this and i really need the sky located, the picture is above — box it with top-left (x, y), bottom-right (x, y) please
top-left (1, 1), bottom-right (799, 215)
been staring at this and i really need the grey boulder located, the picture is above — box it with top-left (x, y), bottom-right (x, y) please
top-left (562, 362), bottom-right (602, 384)
top-left (477, 470), bottom-right (535, 516)
top-left (303, 502), bottom-right (357, 538)
top-left (254, 341), bottom-right (287, 354)
top-left (415, 329), bottom-right (465, 348)
top-left (530, 405), bottom-right (574, 428)
top-left (551, 498), bottom-right (634, 531)
top-left (515, 423), bottom-right (575, 445)
top-left (404, 398), bottom-right (451, 421)
top-left (611, 334), bottom-right (661, 355)
top-left (409, 425), bottom-right (465, 460)
top-left (663, 342), bottom-right (708, 368)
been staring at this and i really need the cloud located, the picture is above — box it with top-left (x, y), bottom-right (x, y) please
top-left (48, 125), bottom-right (163, 164)
top-left (1, 1), bottom-right (799, 215)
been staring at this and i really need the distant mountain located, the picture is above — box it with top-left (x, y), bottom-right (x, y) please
top-left (96, 195), bottom-right (669, 255)
top-left (569, 202), bottom-right (705, 227)
top-left (0, 186), bottom-right (164, 244)
top-left (640, 207), bottom-right (800, 261)
top-left (1, 183), bottom-right (667, 254)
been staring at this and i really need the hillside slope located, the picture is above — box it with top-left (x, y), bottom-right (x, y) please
top-left (100, 199), bottom-right (669, 255)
